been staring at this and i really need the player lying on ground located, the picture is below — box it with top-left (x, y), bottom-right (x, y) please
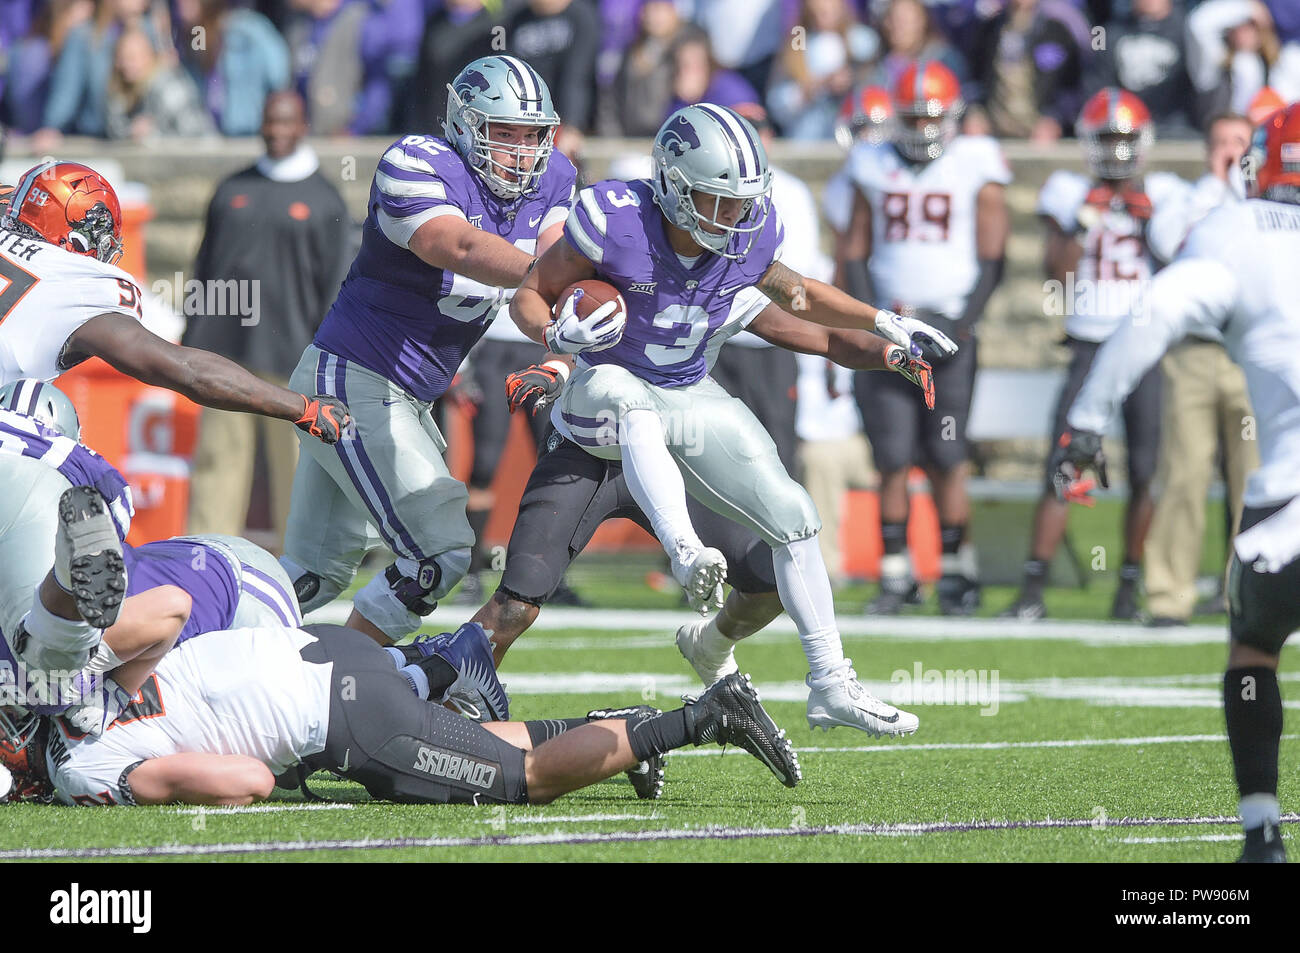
top-left (0, 381), bottom-right (189, 739)
top-left (1, 623), bottom-right (800, 806)
top-left (1050, 103), bottom-right (1300, 863)
top-left (507, 104), bottom-right (947, 738)
top-left (0, 163), bottom-right (351, 444)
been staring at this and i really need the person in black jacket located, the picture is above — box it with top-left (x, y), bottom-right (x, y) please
top-left (1087, 0), bottom-right (1198, 138)
top-left (966, 0), bottom-right (1088, 141)
top-left (183, 90), bottom-right (350, 546)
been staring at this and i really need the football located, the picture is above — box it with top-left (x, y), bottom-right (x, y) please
top-left (554, 279), bottom-right (627, 324)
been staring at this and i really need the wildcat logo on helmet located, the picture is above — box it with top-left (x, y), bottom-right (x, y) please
top-left (659, 115), bottom-right (702, 158)
top-left (456, 69), bottom-right (492, 98)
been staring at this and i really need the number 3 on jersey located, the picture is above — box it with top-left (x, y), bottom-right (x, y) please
top-left (644, 304), bottom-right (710, 367)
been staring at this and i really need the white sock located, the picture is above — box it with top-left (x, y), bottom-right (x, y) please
top-left (1240, 793), bottom-right (1281, 831)
top-left (383, 647), bottom-right (405, 669)
top-left (620, 408), bottom-right (702, 561)
top-left (400, 664), bottom-right (430, 700)
top-left (20, 598), bottom-right (100, 655)
top-left (698, 616), bottom-right (736, 660)
top-left (84, 642), bottom-right (124, 676)
top-left (773, 536), bottom-right (845, 679)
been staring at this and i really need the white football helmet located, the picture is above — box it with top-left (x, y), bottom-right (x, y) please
top-left (649, 103), bottom-right (773, 260)
top-left (443, 55), bottom-right (560, 201)
top-left (0, 379), bottom-right (81, 440)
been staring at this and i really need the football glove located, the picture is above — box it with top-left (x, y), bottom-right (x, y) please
top-left (506, 361), bottom-right (568, 416)
top-left (544, 292), bottom-right (625, 354)
top-left (1048, 428), bottom-right (1109, 506)
top-left (294, 394), bottom-right (350, 444)
top-left (875, 308), bottom-right (959, 362)
top-left (886, 345), bottom-right (936, 410)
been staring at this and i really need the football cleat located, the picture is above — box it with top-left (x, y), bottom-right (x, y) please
top-left (54, 486), bottom-right (126, 628)
top-left (684, 672), bottom-right (801, 787)
top-left (998, 594), bottom-right (1046, 621)
top-left (806, 661), bottom-right (919, 737)
top-left (865, 578), bottom-right (922, 616)
top-left (1237, 822), bottom-right (1287, 863)
top-left (1110, 581), bottom-right (1142, 621)
top-left (413, 623), bottom-right (510, 722)
top-left (672, 546), bottom-right (727, 615)
top-left (587, 705), bottom-right (666, 800)
top-left (936, 574), bottom-right (981, 616)
top-left (675, 618), bottom-right (738, 686)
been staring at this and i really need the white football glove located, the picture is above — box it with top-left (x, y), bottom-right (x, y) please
top-left (874, 308), bottom-right (959, 361)
top-left (544, 290), bottom-right (626, 354)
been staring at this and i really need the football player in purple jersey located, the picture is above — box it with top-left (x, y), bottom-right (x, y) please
top-left (506, 104), bottom-right (955, 739)
top-left (279, 56), bottom-right (580, 647)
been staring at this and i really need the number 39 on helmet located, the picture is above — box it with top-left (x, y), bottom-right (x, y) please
top-left (2, 160), bottom-right (124, 265)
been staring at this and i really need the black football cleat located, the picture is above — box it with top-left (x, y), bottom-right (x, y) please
top-left (999, 593), bottom-right (1046, 621)
top-left (55, 486), bottom-right (126, 628)
top-left (684, 673), bottom-right (801, 788)
top-left (1237, 822), bottom-right (1287, 863)
top-left (1111, 581), bottom-right (1142, 621)
top-left (865, 578), bottom-right (922, 616)
top-left (937, 574), bottom-right (981, 616)
top-left (586, 705), bottom-right (665, 800)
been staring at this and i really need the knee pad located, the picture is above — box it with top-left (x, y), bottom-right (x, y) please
top-left (765, 485), bottom-right (822, 546)
top-left (279, 556), bottom-right (346, 616)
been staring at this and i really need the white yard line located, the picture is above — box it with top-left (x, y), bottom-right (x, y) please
top-left (171, 803), bottom-right (355, 815)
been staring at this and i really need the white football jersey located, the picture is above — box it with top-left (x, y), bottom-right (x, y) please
top-left (848, 136), bottom-right (1012, 318)
top-left (44, 626), bottom-right (331, 805)
top-left (0, 227), bottom-right (144, 385)
top-left (1037, 169), bottom-right (1187, 342)
top-left (1069, 199), bottom-right (1300, 510)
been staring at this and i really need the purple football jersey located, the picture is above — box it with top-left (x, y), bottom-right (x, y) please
top-left (563, 179), bottom-right (784, 387)
top-left (123, 539), bottom-right (239, 644)
top-left (315, 135), bottom-right (577, 401)
top-left (0, 408), bottom-right (134, 540)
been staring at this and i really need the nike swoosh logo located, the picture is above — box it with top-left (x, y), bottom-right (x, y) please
top-left (719, 285), bottom-right (745, 296)
top-left (338, 748), bottom-right (350, 773)
top-left (529, 214), bottom-right (543, 228)
top-left (382, 399), bottom-right (399, 407)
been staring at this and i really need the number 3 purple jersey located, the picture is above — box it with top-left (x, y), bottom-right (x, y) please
top-left (563, 179), bottom-right (784, 388)
top-left (314, 135), bottom-right (577, 401)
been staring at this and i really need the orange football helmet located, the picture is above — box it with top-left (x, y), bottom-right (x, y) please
top-left (0, 730), bottom-right (53, 803)
top-left (1247, 86), bottom-right (1286, 125)
top-left (835, 85), bottom-right (896, 150)
top-left (892, 60), bottom-right (963, 162)
top-left (1244, 101), bottom-right (1300, 203)
top-left (3, 160), bottom-right (124, 265)
top-left (1077, 88), bottom-right (1153, 180)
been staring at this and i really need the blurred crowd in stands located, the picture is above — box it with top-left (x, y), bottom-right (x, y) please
top-left (3, 0), bottom-right (1298, 147)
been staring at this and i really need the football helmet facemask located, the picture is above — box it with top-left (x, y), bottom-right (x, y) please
top-left (892, 60), bottom-right (963, 162)
top-left (1078, 88), bottom-right (1153, 181)
top-left (444, 55), bottom-right (560, 201)
top-left (3, 161), bottom-right (124, 264)
top-left (650, 103), bottom-right (773, 260)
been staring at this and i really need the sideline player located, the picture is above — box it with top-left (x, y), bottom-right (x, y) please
top-left (0, 162), bottom-right (350, 444)
top-left (279, 55), bottom-right (577, 646)
top-left (1001, 89), bottom-right (1185, 621)
top-left (1, 623), bottom-right (801, 806)
top-left (508, 104), bottom-right (952, 737)
top-left (1052, 104), bottom-right (1300, 862)
top-left (836, 60), bottom-right (1010, 615)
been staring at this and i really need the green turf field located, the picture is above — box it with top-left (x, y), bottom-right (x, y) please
top-left (3, 501), bottom-right (1292, 863)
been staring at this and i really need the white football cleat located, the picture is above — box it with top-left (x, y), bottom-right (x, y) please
top-left (671, 547), bottom-right (727, 614)
top-left (675, 618), bottom-right (739, 686)
top-left (806, 660), bottom-right (919, 737)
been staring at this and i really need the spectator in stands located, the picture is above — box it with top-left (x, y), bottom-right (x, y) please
top-left (285, 0), bottom-right (369, 136)
top-left (690, 0), bottom-right (784, 95)
top-left (3, 0), bottom-right (90, 134)
top-left (507, 0), bottom-right (601, 139)
top-left (666, 27), bottom-right (761, 118)
top-left (183, 92), bottom-right (350, 545)
top-left (868, 0), bottom-right (968, 95)
top-left (175, 0), bottom-right (291, 136)
top-left (1088, 0), bottom-right (1196, 137)
top-left (1186, 0), bottom-right (1293, 124)
top-left (965, 0), bottom-right (1088, 142)
top-left (767, 0), bottom-right (879, 140)
top-left (105, 24), bottom-right (215, 140)
top-left (596, 0), bottom-right (685, 136)
top-left (35, 0), bottom-right (172, 143)
top-left (351, 0), bottom-right (426, 135)
top-left (1142, 112), bottom-right (1258, 625)
top-left (407, 0), bottom-right (522, 133)
top-left (1266, 0), bottom-right (1300, 43)
top-left (596, 0), bottom-right (646, 86)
